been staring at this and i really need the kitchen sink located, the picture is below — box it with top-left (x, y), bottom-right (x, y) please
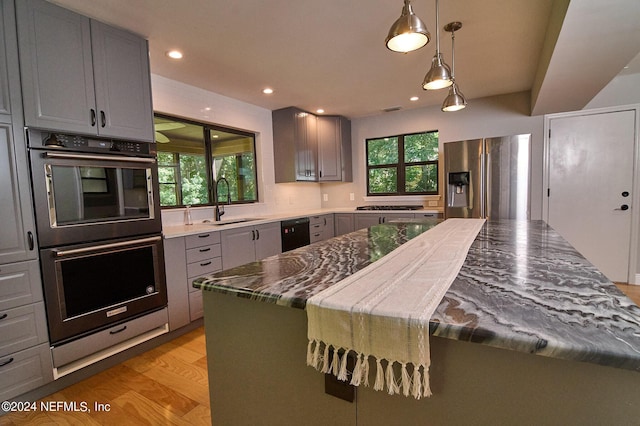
top-left (202, 218), bottom-right (262, 226)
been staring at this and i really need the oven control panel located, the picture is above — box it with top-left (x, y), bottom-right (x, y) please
top-left (30, 130), bottom-right (154, 156)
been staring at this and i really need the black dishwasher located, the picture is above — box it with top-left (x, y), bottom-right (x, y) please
top-left (281, 217), bottom-right (311, 252)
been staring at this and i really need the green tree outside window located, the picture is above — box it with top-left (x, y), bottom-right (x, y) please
top-left (366, 131), bottom-right (438, 195)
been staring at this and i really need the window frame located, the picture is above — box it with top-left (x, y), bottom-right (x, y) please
top-left (365, 130), bottom-right (439, 196)
top-left (155, 113), bottom-right (259, 208)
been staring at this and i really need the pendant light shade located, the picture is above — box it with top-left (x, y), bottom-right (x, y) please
top-left (422, 0), bottom-right (452, 90)
top-left (422, 53), bottom-right (452, 90)
top-left (441, 21), bottom-right (467, 112)
top-left (442, 83), bottom-right (467, 111)
top-left (386, 0), bottom-right (430, 53)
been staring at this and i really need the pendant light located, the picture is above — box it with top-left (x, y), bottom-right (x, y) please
top-left (422, 0), bottom-right (452, 90)
top-left (442, 21), bottom-right (467, 112)
top-left (386, 0), bottom-right (430, 53)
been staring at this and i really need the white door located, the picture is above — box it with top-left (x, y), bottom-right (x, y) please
top-left (547, 109), bottom-right (636, 282)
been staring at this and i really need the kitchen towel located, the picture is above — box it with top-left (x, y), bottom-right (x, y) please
top-left (306, 218), bottom-right (485, 399)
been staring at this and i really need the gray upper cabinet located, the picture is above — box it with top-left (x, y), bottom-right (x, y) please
top-left (16, 0), bottom-right (154, 141)
top-left (318, 115), bottom-right (352, 182)
top-left (0, 1), bottom-right (11, 120)
top-left (273, 107), bottom-right (352, 183)
top-left (0, 0), bottom-right (36, 264)
top-left (273, 107), bottom-right (318, 182)
top-left (0, 124), bottom-right (36, 263)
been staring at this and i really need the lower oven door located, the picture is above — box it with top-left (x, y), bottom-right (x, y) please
top-left (40, 235), bottom-right (167, 345)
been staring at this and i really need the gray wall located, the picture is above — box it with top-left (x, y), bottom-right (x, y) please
top-left (321, 91), bottom-right (544, 220)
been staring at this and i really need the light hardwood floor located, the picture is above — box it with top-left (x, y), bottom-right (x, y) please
top-left (616, 282), bottom-right (640, 306)
top-left (3, 284), bottom-right (640, 425)
top-left (2, 327), bottom-right (210, 426)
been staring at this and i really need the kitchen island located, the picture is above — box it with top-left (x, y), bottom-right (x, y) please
top-left (194, 220), bottom-right (640, 425)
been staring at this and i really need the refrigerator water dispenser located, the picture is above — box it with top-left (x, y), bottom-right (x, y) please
top-left (448, 172), bottom-right (470, 207)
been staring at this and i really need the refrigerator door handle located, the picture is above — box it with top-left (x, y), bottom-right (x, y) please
top-left (481, 144), bottom-right (487, 219)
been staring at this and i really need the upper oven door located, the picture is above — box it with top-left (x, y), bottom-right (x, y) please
top-left (30, 149), bottom-right (162, 247)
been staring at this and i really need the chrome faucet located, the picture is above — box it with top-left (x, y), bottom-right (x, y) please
top-left (214, 177), bottom-right (231, 221)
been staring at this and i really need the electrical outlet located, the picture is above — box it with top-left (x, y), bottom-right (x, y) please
top-left (323, 193), bottom-right (329, 202)
top-left (349, 193), bottom-right (355, 201)
top-left (428, 200), bottom-right (438, 207)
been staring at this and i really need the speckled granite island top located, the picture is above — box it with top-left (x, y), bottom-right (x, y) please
top-left (193, 219), bottom-right (640, 372)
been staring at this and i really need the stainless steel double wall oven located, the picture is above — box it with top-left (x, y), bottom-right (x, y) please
top-left (27, 129), bottom-right (167, 346)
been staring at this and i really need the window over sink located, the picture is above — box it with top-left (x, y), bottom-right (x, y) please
top-left (366, 130), bottom-right (439, 196)
top-left (154, 113), bottom-right (258, 207)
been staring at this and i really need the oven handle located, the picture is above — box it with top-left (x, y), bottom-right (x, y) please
top-left (43, 151), bottom-right (156, 164)
top-left (52, 236), bottom-right (162, 257)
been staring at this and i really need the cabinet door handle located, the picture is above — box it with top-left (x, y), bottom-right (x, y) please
top-left (199, 247), bottom-right (211, 253)
top-left (256, 229), bottom-right (260, 240)
top-left (198, 234), bottom-right (210, 238)
top-left (0, 313), bottom-right (7, 321)
top-left (100, 111), bottom-right (106, 127)
top-left (27, 231), bottom-right (34, 251)
top-left (0, 357), bottom-right (14, 368)
top-left (200, 261), bottom-right (212, 267)
top-left (109, 325), bottom-right (127, 335)
top-left (90, 109), bottom-right (96, 126)
top-left (324, 218), bottom-right (327, 226)
top-left (251, 230), bottom-right (256, 240)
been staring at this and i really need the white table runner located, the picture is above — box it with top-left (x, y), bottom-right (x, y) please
top-left (306, 218), bottom-right (485, 399)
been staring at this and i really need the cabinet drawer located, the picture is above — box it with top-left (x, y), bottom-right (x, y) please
top-left (0, 302), bottom-right (48, 357)
top-left (51, 308), bottom-right (168, 368)
top-left (0, 260), bottom-right (43, 311)
top-left (186, 244), bottom-right (222, 263)
top-left (416, 213), bottom-right (443, 219)
top-left (185, 232), bottom-right (221, 249)
top-left (189, 290), bottom-right (203, 321)
top-left (310, 222), bottom-right (322, 233)
top-left (0, 343), bottom-right (53, 401)
top-left (309, 215), bottom-right (323, 225)
top-left (310, 231), bottom-right (324, 244)
top-left (187, 257), bottom-right (222, 279)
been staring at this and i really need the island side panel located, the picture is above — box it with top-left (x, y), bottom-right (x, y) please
top-left (359, 337), bottom-right (640, 425)
top-left (204, 290), bottom-right (640, 425)
top-left (203, 291), bottom-right (356, 426)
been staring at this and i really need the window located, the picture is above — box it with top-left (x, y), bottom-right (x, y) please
top-left (154, 114), bottom-right (258, 207)
top-left (366, 131), bottom-right (439, 196)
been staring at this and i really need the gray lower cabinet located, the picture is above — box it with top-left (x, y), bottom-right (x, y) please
top-left (334, 213), bottom-right (355, 236)
top-left (164, 231), bottom-right (222, 330)
top-left (16, 0), bottom-right (154, 141)
top-left (310, 214), bottom-right (335, 243)
top-left (0, 260), bottom-right (52, 401)
top-left (354, 213), bottom-right (417, 231)
top-left (221, 222), bottom-right (282, 270)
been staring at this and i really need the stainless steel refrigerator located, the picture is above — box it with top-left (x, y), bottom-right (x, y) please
top-left (444, 134), bottom-right (531, 220)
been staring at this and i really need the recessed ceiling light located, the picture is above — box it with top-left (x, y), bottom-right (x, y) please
top-left (410, 96), bottom-right (419, 101)
top-left (262, 88), bottom-right (274, 94)
top-left (316, 109), bottom-right (325, 114)
top-left (166, 50), bottom-right (183, 59)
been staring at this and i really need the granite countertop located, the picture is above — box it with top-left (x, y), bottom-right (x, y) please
top-left (193, 219), bottom-right (640, 372)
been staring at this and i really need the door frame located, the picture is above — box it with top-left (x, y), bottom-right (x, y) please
top-left (542, 104), bottom-right (640, 284)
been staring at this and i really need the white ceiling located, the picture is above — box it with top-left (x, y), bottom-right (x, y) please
top-left (48, 0), bottom-right (640, 119)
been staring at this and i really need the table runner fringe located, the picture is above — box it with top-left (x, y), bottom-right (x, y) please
top-left (307, 339), bottom-right (431, 399)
